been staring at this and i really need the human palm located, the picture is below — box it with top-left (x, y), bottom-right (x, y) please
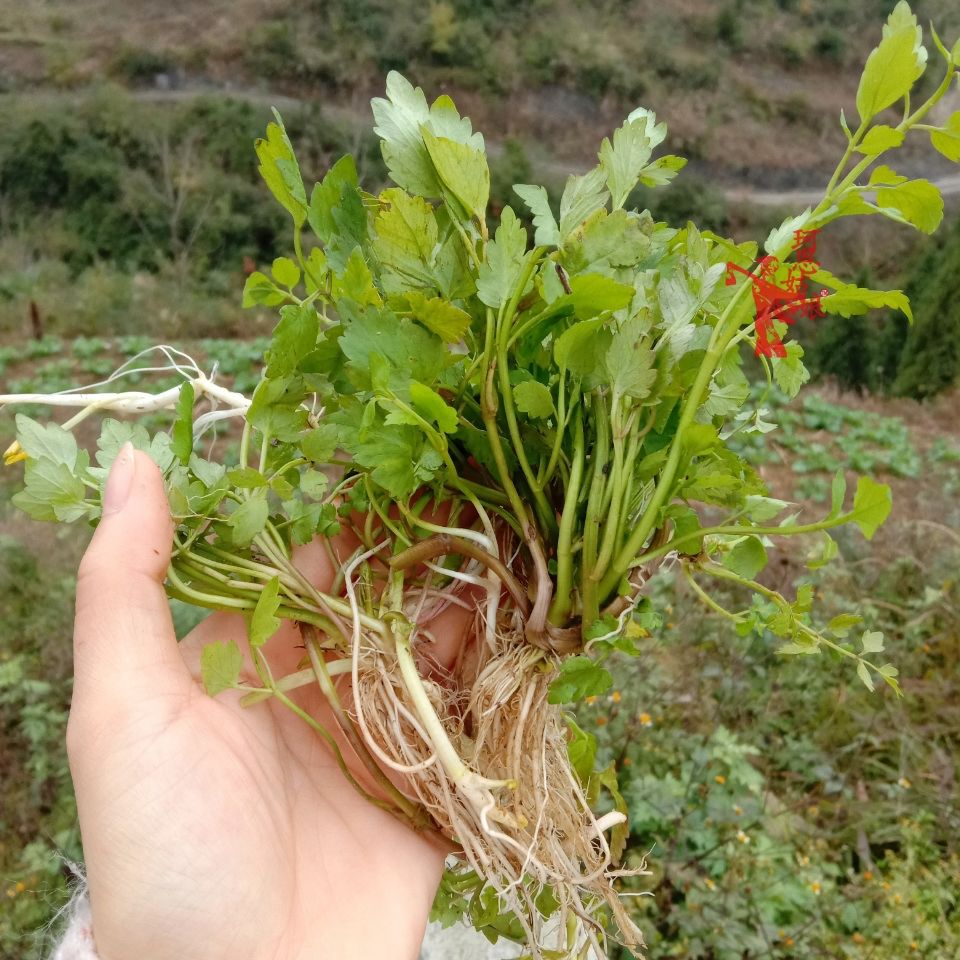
top-left (68, 447), bottom-right (462, 960)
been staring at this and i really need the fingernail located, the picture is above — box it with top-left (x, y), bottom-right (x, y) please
top-left (103, 442), bottom-right (136, 515)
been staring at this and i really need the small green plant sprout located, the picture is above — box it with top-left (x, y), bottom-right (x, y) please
top-left (2, 3), bottom-right (957, 955)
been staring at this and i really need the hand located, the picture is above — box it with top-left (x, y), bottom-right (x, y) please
top-left (68, 445), bottom-right (470, 960)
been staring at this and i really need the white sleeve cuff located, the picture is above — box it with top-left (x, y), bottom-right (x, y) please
top-left (49, 864), bottom-right (99, 960)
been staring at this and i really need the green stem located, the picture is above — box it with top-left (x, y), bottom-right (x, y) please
top-left (548, 406), bottom-right (585, 626)
top-left (580, 395), bottom-right (611, 629)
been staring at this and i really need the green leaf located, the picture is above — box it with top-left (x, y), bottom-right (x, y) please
top-left (764, 209), bottom-right (811, 256)
top-left (513, 183), bottom-right (560, 247)
top-left (15, 415), bottom-right (78, 467)
top-left (821, 282), bottom-right (913, 323)
top-left (723, 536), bottom-right (768, 579)
top-left (227, 467), bottom-right (268, 488)
top-left (404, 291), bottom-right (472, 343)
top-left (554, 317), bottom-right (611, 385)
top-left (856, 1), bottom-right (927, 124)
top-left (476, 206), bottom-right (530, 308)
top-left (255, 112), bottom-right (308, 226)
top-left (227, 493), bottom-right (269, 547)
top-left (827, 613), bottom-right (863, 637)
top-left (855, 124), bottom-right (905, 154)
top-left (354, 424), bottom-right (445, 498)
top-left (271, 256), bottom-right (301, 288)
top-left (95, 420), bottom-right (174, 472)
top-left (301, 424), bottom-right (340, 463)
top-left (856, 660), bottom-right (875, 692)
top-left (547, 656), bottom-right (613, 705)
top-left (265, 304), bottom-right (320, 379)
top-left (409, 381), bottom-right (458, 433)
top-left (171, 382), bottom-right (194, 465)
top-left (772, 342), bottom-right (810, 399)
top-left (639, 155), bottom-right (687, 187)
top-left (513, 380), bottom-right (554, 419)
top-left (807, 532), bottom-right (838, 570)
top-left (421, 127), bottom-right (490, 221)
top-left (308, 155), bottom-right (360, 245)
top-left (605, 321), bottom-right (656, 400)
top-left (849, 476), bottom-right (892, 539)
top-left (201, 639), bottom-right (244, 696)
top-left (334, 248), bottom-right (382, 308)
top-left (12, 456), bottom-right (91, 523)
top-left (566, 719), bottom-right (597, 785)
top-left (242, 271), bottom-right (287, 308)
top-left (558, 167), bottom-right (609, 241)
top-left (874, 177), bottom-right (943, 234)
top-left (568, 273), bottom-right (635, 319)
top-left (930, 112), bottom-right (960, 162)
top-left (830, 469), bottom-right (847, 517)
top-left (860, 630), bottom-right (885, 654)
top-left (372, 189), bottom-right (440, 290)
top-left (249, 576), bottom-right (282, 649)
top-left (598, 110), bottom-right (663, 209)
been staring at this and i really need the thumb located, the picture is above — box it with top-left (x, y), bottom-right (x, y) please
top-left (72, 443), bottom-right (194, 716)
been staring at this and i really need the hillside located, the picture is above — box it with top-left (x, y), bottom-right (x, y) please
top-left (2, 0), bottom-right (959, 182)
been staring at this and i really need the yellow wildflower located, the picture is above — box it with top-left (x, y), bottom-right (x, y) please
top-left (585, 695), bottom-right (598, 705)
top-left (852, 932), bottom-right (866, 944)
top-left (705, 877), bottom-right (716, 890)
top-left (714, 774), bottom-right (726, 785)
top-left (898, 777), bottom-right (912, 789)
top-left (733, 804), bottom-right (744, 816)
top-left (736, 829), bottom-right (750, 844)
top-left (3, 440), bottom-right (27, 466)
top-left (610, 690), bottom-right (622, 703)
top-left (639, 712), bottom-right (653, 727)
top-left (596, 716), bottom-right (608, 726)
top-left (810, 881), bottom-right (822, 895)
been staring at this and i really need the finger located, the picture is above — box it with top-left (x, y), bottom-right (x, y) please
top-left (72, 444), bottom-right (194, 715)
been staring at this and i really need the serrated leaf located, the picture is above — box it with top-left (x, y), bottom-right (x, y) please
top-left (772, 342), bottom-right (810, 399)
top-left (227, 467), bottom-right (268, 488)
top-left (828, 613), bottom-right (863, 637)
top-left (171, 382), bottom-right (194, 464)
top-left (875, 177), bottom-right (943, 234)
top-left (569, 273), bottom-right (635, 319)
top-left (255, 113), bottom-right (308, 226)
top-left (201, 640), bottom-right (243, 696)
top-left (554, 317), bottom-right (611, 385)
top-left (301, 423), bottom-right (340, 463)
top-left (639, 155), bottom-right (687, 188)
top-left (404, 291), bottom-right (471, 343)
top-left (409, 381), bottom-right (459, 433)
top-left (513, 183), bottom-right (560, 247)
top-left (12, 456), bottom-right (90, 523)
top-left (856, 1), bottom-right (927, 124)
top-left (855, 124), bottom-right (905, 154)
top-left (372, 188), bottom-right (439, 290)
top-left (249, 576), bottom-right (282, 649)
top-left (513, 380), bottom-right (554, 419)
top-left (860, 630), bottom-right (885, 654)
top-left (15, 415), bottom-right (78, 467)
top-left (308, 154), bottom-right (360, 244)
top-left (242, 271), bottom-right (287, 308)
top-left (476, 206), bottom-right (530, 308)
top-left (856, 660), bottom-right (875, 692)
top-left (333, 247), bottom-right (382, 308)
top-left (821, 283), bottom-right (913, 323)
top-left (764, 209), bottom-right (811, 256)
top-left (723, 536), bottom-right (768, 579)
top-left (547, 656), bottom-right (613, 704)
top-left (265, 304), bottom-right (320, 379)
top-left (271, 256), bottom-right (301, 288)
top-left (930, 112), bottom-right (960, 162)
top-left (558, 167), bottom-right (609, 242)
top-left (849, 476), bottom-right (892, 539)
top-left (599, 115), bottom-right (657, 210)
top-left (605, 321), bottom-right (656, 400)
top-left (227, 493), bottom-right (269, 546)
top-left (421, 127), bottom-right (490, 221)
top-left (371, 72), bottom-right (440, 197)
